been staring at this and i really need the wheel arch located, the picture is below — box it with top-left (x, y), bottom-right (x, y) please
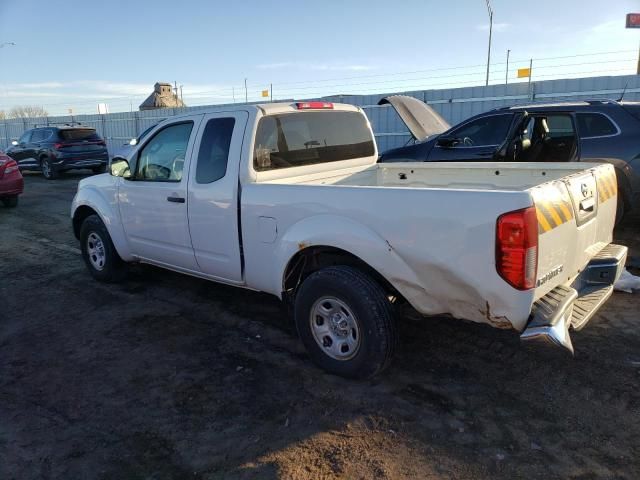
top-left (282, 245), bottom-right (405, 305)
top-left (272, 215), bottom-right (421, 308)
top-left (71, 190), bottom-right (134, 261)
top-left (72, 205), bottom-right (98, 239)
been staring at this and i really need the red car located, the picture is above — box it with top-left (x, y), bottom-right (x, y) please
top-left (0, 151), bottom-right (23, 207)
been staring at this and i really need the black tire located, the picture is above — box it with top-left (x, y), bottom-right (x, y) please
top-left (1, 195), bottom-right (18, 208)
top-left (40, 156), bottom-right (58, 180)
top-left (294, 266), bottom-right (397, 379)
top-left (92, 164), bottom-right (107, 174)
top-left (615, 194), bottom-right (625, 226)
top-left (79, 214), bottom-right (127, 282)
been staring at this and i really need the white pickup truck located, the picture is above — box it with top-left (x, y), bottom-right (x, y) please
top-left (71, 100), bottom-right (627, 378)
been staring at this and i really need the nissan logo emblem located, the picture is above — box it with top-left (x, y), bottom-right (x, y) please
top-left (581, 183), bottom-right (590, 197)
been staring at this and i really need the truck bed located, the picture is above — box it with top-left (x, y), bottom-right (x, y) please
top-left (261, 161), bottom-right (595, 191)
top-left (244, 161), bottom-right (617, 333)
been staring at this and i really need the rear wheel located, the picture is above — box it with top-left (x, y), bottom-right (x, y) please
top-left (1, 195), bottom-right (18, 208)
top-left (80, 214), bottom-right (127, 282)
top-left (294, 266), bottom-right (397, 379)
top-left (40, 156), bottom-right (58, 180)
top-left (615, 194), bottom-right (625, 226)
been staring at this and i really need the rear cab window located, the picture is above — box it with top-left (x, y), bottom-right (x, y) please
top-left (253, 111), bottom-right (375, 171)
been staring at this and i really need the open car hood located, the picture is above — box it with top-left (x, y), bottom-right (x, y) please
top-left (378, 95), bottom-right (450, 142)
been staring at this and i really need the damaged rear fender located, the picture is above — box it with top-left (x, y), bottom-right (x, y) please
top-left (272, 214), bottom-right (423, 300)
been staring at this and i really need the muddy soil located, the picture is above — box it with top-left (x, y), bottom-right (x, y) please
top-left (1, 172), bottom-right (639, 479)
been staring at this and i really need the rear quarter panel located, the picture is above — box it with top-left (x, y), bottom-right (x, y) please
top-left (241, 183), bottom-right (536, 330)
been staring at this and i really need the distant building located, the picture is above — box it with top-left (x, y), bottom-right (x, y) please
top-left (139, 82), bottom-right (185, 110)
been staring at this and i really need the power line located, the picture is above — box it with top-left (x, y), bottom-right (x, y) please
top-left (1, 49), bottom-right (637, 114)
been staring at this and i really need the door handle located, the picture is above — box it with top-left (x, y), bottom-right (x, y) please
top-left (167, 196), bottom-right (185, 203)
top-left (579, 197), bottom-right (595, 212)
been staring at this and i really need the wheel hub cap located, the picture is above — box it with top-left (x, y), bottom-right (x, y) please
top-left (86, 232), bottom-right (106, 271)
top-left (310, 296), bottom-right (360, 361)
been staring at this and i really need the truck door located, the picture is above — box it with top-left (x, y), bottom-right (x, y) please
top-left (118, 118), bottom-right (201, 271)
top-left (187, 111), bottom-right (248, 283)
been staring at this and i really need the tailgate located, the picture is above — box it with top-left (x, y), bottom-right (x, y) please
top-left (530, 164), bottom-right (617, 299)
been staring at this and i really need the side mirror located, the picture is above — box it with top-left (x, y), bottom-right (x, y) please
top-left (110, 157), bottom-right (132, 179)
top-left (436, 135), bottom-right (460, 148)
top-left (11, 140), bottom-right (18, 146)
top-left (129, 138), bottom-right (138, 146)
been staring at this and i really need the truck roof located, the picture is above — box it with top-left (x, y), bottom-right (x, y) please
top-left (170, 101), bottom-right (362, 120)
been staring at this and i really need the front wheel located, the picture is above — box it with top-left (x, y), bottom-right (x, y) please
top-left (80, 214), bottom-right (127, 282)
top-left (294, 266), bottom-right (397, 379)
top-left (1, 195), bottom-right (18, 208)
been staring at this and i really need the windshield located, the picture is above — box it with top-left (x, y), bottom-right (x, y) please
top-left (253, 111), bottom-right (375, 171)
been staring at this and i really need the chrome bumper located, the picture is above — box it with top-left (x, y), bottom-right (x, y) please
top-left (520, 243), bottom-right (628, 353)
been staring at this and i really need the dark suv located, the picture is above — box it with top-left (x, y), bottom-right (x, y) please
top-left (379, 98), bottom-right (640, 219)
top-left (7, 125), bottom-right (109, 179)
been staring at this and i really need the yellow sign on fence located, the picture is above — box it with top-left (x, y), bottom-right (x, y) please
top-left (261, 89), bottom-right (270, 97)
top-left (517, 68), bottom-right (531, 78)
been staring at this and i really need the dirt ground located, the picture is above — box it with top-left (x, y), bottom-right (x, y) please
top-left (1, 172), bottom-right (639, 480)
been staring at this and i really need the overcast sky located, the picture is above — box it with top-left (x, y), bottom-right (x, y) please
top-left (0, 0), bottom-right (639, 115)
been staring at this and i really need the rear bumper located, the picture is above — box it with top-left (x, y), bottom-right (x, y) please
top-left (53, 152), bottom-right (109, 171)
top-left (520, 243), bottom-right (627, 353)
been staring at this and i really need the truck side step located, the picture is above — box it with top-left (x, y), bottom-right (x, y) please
top-left (571, 285), bottom-right (613, 331)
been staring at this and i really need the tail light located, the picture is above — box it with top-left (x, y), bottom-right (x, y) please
top-left (4, 160), bottom-right (18, 174)
top-left (295, 101), bottom-right (333, 109)
top-left (54, 142), bottom-right (66, 150)
top-left (0, 159), bottom-right (18, 178)
top-left (496, 206), bottom-right (538, 290)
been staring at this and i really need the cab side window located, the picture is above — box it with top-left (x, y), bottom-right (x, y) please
top-left (195, 118), bottom-right (235, 184)
top-left (576, 113), bottom-right (618, 138)
top-left (135, 122), bottom-right (193, 182)
top-left (447, 114), bottom-right (513, 147)
top-left (18, 131), bottom-right (31, 144)
top-left (30, 130), bottom-right (46, 143)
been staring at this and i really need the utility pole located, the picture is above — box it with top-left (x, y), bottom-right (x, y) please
top-left (179, 85), bottom-right (183, 103)
top-left (505, 49), bottom-right (510, 85)
top-left (485, 0), bottom-right (493, 86)
top-left (174, 80), bottom-right (178, 101)
top-left (270, 83), bottom-right (273, 102)
top-left (244, 78), bottom-right (248, 103)
top-left (527, 58), bottom-right (533, 100)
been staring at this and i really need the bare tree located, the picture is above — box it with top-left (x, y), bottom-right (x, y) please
top-left (8, 105), bottom-right (48, 118)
